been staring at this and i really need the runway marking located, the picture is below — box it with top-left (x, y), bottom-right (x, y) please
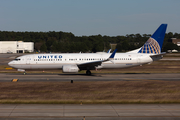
top-left (5, 68), bottom-right (13, 70)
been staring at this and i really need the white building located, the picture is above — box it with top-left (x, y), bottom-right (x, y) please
top-left (0, 41), bottom-right (34, 53)
top-left (171, 38), bottom-right (180, 46)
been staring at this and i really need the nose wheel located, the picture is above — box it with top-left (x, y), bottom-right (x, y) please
top-left (86, 70), bottom-right (91, 75)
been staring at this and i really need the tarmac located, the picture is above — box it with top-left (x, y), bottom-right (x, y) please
top-left (0, 104), bottom-right (180, 120)
top-left (0, 73), bottom-right (180, 82)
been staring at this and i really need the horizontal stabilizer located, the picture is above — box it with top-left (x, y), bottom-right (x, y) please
top-left (150, 52), bottom-right (166, 57)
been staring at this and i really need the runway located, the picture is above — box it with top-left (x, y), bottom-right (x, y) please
top-left (0, 73), bottom-right (180, 82)
top-left (0, 104), bottom-right (180, 119)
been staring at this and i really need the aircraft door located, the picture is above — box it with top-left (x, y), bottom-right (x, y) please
top-left (26, 56), bottom-right (31, 64)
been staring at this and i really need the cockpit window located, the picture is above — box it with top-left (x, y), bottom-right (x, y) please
top-left (14, 58), bottom-right (21, 61)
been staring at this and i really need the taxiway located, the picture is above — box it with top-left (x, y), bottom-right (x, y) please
top-left (0, 73), bottom-right (180, 82)
top-left (0, 104), bottom-right (179, 120)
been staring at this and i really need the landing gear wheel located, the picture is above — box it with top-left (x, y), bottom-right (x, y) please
top-left (86, 70), bottom-right (91, 75)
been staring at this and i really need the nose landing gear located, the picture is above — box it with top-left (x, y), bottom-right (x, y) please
top-left (86, 70), bottom-right (91, 75)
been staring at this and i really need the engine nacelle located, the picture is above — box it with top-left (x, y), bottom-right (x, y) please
top-left (17, 69), bottom-right (25, 72)
top-left (62, 65), bottom-right (79, 73)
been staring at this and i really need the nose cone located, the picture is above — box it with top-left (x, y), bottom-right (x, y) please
top-left (8, 61), bottom-right (13, 67)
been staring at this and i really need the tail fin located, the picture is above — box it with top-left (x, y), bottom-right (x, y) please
top-left (138, 24), bottom-right (167, 54)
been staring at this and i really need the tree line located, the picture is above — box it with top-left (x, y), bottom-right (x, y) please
top-left (0, 31), bottom-right (179, 53)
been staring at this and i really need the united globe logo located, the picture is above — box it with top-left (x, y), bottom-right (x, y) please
top-left (138, 38), bottom-right (161, 54)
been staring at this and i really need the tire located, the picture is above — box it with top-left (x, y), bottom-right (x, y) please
top-left (86, 70), bottom-right (91, 75)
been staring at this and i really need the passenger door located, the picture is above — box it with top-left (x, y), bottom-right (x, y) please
top-left (137, 55), bottom-right (142, 64)
top-left (26, 56), bottom-right (31, 64)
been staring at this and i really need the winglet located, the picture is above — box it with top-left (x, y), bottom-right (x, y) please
top-left (109, 49), bottom-right (117, 58)
top-left (107, 49), bottom-right (111, 53)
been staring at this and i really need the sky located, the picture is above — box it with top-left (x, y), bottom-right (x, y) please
top-left (0, 0), bottom-right (180, 36)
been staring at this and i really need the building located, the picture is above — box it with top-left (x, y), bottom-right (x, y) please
top-left (171, 38), bottom-right (180, 46)
top-left (0, 41), bottom-right (34, 53)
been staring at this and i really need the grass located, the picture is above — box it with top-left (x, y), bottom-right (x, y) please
top-left (0, 81), bottom-right (180, 104)
top-left (164, 53), bottom-right (180, 57)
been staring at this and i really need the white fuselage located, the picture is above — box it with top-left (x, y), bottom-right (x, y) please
top-left (8, 53), bottom-right (159, 70)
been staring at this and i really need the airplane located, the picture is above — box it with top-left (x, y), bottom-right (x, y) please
top-left (8, 24), bottom-right (167, 75)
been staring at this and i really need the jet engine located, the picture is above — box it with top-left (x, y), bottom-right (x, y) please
top-left (62, 65), bottom-right (79, 73)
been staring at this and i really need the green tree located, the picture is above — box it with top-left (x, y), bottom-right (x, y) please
top-left (116, 43), bottom-right (122, 52)
top-left (163, 42), bottom-right (179, 52)
top-left (40, 43), bottom-right (47, 52)
top-left (122, 40), bottom-right (130, 51)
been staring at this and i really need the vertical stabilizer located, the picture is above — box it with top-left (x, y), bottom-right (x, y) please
top-left (138, 24), bottom-right (167, 54)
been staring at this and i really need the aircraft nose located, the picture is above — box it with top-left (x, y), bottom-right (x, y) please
top-left (8, 61), bottom-right (13, 67)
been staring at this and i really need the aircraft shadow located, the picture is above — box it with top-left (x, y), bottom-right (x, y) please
top-left (121, 73), bottom-right (151, 74)
top-left (58, 73), bottom-right (97, 76)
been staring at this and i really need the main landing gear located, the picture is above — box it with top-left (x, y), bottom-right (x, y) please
top-left (17, 69), bottom-right (26, 75)
top-left (86, 70), bottom-right (91, 75)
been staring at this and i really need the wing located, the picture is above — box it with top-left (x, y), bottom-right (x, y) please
top-left (77, 49), bottom-right (117, 70)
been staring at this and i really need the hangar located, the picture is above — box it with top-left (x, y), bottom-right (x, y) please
top-left (0, 41), bottom-right (34, 53)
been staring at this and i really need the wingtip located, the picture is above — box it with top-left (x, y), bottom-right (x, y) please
top-left (109, 49), bottom-right (117, 58)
